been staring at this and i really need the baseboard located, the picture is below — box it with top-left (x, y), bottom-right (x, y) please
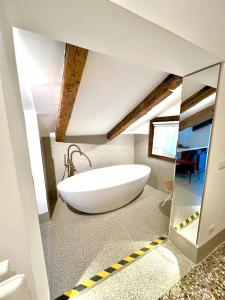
top-left (197, 227), bottom-right (225, 262)
top-left (169, 226), bottom-right (225, 264)
top-left (169, 227), bottom-right (198, 263)
top-left (38, 212), bottom-right (49, 224)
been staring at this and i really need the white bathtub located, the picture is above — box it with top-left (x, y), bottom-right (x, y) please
top-left (57, 164), bottom-right (151, 214)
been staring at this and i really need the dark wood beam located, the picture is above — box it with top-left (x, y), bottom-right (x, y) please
top-left (107, 74), bottom-right (182, 140)
top-left (179, 105), bottom-right (214, 131)
top-left (55, 44), bottom-right (88, 142)
top-left (181, 86), bottom-right (216, 114)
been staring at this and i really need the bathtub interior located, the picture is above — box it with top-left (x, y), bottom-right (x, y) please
top-left (57, 164), bottom-right (151, 193)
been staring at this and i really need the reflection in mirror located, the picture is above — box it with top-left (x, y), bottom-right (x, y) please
top-left (148, 116), bottom-right (179, 162)
top-left (171, 64), bottom-right (220, 245)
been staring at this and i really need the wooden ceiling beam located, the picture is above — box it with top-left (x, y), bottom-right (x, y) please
top-left (55, 44), bottom-right (88, 142)
top-left (181, 86), bottom-right (216, 114)
top-left (107, 74), bottom-right (182, 140)
top-left (179, 105), bottom-right (214, 131)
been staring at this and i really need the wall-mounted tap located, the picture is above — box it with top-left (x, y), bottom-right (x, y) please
top-left (62, 144), bottom-right (92, 180)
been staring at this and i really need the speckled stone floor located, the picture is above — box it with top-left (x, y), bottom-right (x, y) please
top-left (159, 241), bottom-right (225, 300)
top-left (41, 185), bottom-right (194, 299)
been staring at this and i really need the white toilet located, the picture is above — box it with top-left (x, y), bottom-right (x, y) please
top-left (0, 261), bottom-right (30, 300)
top-left (0, 261), bottom-right (9, 281)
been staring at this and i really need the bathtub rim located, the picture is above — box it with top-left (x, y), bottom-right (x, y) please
top-left (57, 164), bottom-right (151, 193)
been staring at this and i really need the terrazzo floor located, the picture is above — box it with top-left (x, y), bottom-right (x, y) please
top-left (41, 185), bottom-right (194, 299)
top-left (159, 241), bottom-right (225, 300)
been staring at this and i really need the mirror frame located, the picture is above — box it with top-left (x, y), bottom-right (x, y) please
top-left (148, 115), bottom-right (180, 162)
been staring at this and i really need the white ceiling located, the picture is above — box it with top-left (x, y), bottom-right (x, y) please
top-left (186, 65), bottom-right (220, 89)
top-left (67, 52), bottom-right (167, 135)
top-left (13, 29), bottom-right (65, 135)
top-left (15, 28), bottom-right (170, 136)
top-left (109, 0), bottom-right (225, 60)
top-left (14, 29), bottom-right (65, 114)
top-left (182, 81), bottom-right (205, 103)
top-left (14, 27), bottom-right (220, 137)
top-left (128, 65), bottom-right (220, 134)
top-left (180, 65), bottom-right (220, 121)
top-left (180, 93), bottom-right (216, 121)
top-left (3, 0), bottom-right (221, 76)
top-left (123, 86), bottom-right (182, 134)
top-left (8, 0), bottom-right (223, 137)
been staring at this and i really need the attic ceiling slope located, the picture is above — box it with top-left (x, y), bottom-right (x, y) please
top-left (181, 86), bottom-right (216, 113)
top-left (107, 74), bottom-right (182, 140)
top-left (109, 0), bottom-right (225, 60)
top-left (66, 51), bottom-right (168, 136)
top-left (3, 0), bottom-right (221, 76)
top-left (180, 105), bottom-right (214, 131)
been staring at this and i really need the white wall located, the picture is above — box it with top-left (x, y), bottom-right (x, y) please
top-left (50, 135), bottom-right (134, 185)
top-left (178, 124), bottom-right (212, 148)
top-left (134, 135), bottom-right (175, 191)
top-left (198, 63), bottom-right (225, 246)
top-left (24, 110), bottom-right (48, 215)
top-left (0, 5), bottom-right (49, 299)
top-left (13, 28), bottom-right (49, 216)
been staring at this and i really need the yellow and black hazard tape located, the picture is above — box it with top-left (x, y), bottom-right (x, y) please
top-left (174, 211), bottom-right (200, 231)
top-left (55, 236), bottom-right (167, 299)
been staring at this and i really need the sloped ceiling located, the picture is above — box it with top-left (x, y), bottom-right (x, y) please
top-left (180, 64), bottom-right (220, 121)
top-left (15, 29), bottom-right (170, 136)
top-left (109, 0), bottom-right (225, 60)
top-left (4, 0), bottom-right (220, 75)
top-left (123, 86), bottom-right (182, 134)
top-left (66, 52), bottom-right (167, 135)
top-left (15, 29), bottom-right (65, 113)
top-left (10, 0), bottom-right (222, 137)
top-left (14, 29), bottom-right (65, 136)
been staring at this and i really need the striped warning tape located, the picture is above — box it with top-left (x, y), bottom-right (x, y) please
top-left (55, 236), bottom-right (167, 299)
top-left (174, 211), bottom-right (200, 231)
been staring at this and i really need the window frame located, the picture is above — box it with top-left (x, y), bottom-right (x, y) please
top-left (148, 116), bottom-right (180, 162)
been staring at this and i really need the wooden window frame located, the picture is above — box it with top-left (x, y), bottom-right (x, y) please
top-left (148, 116), bottom-right (180, 162)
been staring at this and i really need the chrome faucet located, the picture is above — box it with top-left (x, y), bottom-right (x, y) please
top-left (67, 144), bottom-right (81, 158)
top-left (64, 144), bottom-right (82, 177)
top-left (70, 150), bottom-right (92, 170)
top-left (62, 144), bottom-right (92, 179)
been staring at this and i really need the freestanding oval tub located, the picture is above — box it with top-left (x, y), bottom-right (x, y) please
top-left (57, 164), bottom-right (151, 214)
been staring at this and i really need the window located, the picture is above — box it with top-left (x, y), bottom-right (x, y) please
top-left (148, 116), bottom-right (179, 162)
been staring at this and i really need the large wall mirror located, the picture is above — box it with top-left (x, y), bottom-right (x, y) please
top-left (170, 64), bottom-right (220, 245)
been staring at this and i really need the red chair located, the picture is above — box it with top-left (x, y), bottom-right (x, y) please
top-left (176, 151), bottom-right (200, 183)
